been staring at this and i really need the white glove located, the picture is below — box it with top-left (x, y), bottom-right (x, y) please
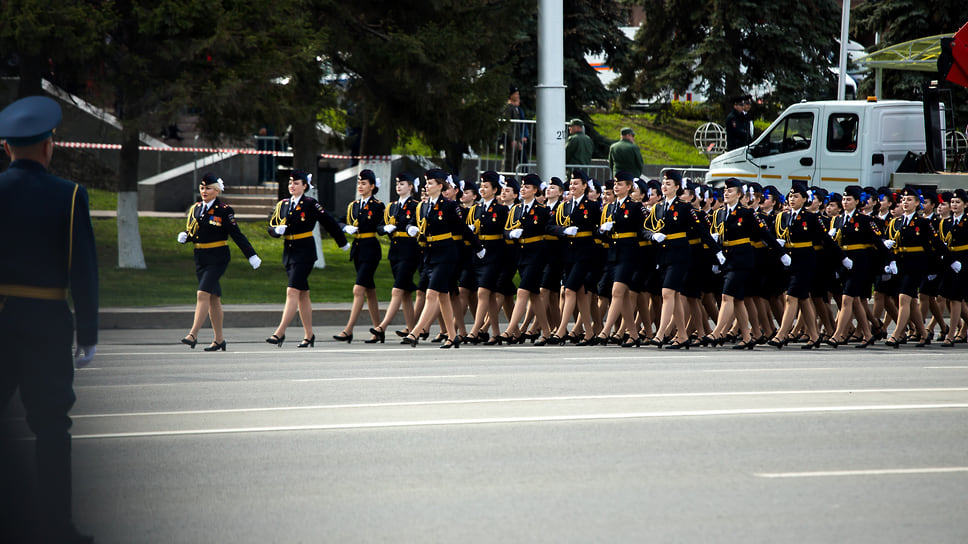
top-left (777, 239), bottom-right (786, 247)
top-left (563, 226), bottom-right (579, 236)
top-left (652, 232), bottom-right (667, 243)
top-left (828, 228), bottom-right (837, 238)
top-left (340, 243), bottom-right (351, 252)
top-left (711, 264), bottom-right (721, 274)
top-left (74, 344), bottom-right (96, 368)
top-left (274, 225), bottom-right (287, 235)
top-left (467, 223), bottom-right (475, 232)
top-left (476, 248), bottom-right (486, 259)
top-left (176, 231), bottom-right (188, 244)
top-left (711, 232), bottom-right (719, 242)
top-left (841, 257), bottom-right (853, 270)
top-left (248, 255), bottom-right (262, 269)
top-left (406, 225), bottom-right (420, 237)
top-left (600, 221), bottom-right (614, 232)
top-left (952, 261), bottom-right (963, 273)
top-left (509, 228), bottom-right (523, 239)
top-left (885, 261), bottom-right (897, 275)
top-left (780, 254), bottom-right (792, 267)
top-left (715, 251), bottom-right (726, 265)
top-left (343, 225), bottom-right (358, 235)
top-left (383, 224), bottom-right (396, 234)
top-left (927, 274), bottom-right (937, 281)
top-left (883, 239), bottom-right (895, 249)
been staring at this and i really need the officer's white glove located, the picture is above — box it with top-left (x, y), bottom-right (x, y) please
top-left (952, 261), bottom-right (963, 273)
top-left (711, 264), bottom-right (721, 274)
top-left (476, 248), bottom-right (487, 259)
top-left (176, 232), bottom-right (188, 244)
top-left (467, 223), bottom-right (475, 232)
top-left (652, 232), bottom-right (667, 243)
top-left (74, 345), bottom-right (96, 368)
top-left (841, 257), bottom-right (853, 270)
top-left (509, 228), bottom-right (523, 239)
top-left (780, 254), bottom-right (792, 267)
top-left (406, 225), bottom-right (420, 237)
top-left (600, 221), bottom-right (614, 232)
top-left (715, 251), bottom-right (726, 265)
top-left (777, 239), bottom-right (786, 247)
top-left (383, 224), bottom-right (396, 234)
top-left (274, 225), bottom-right (287, 235)
top-left (927, 274), bottom-right (937, 281)
top-left (711, 232), bottom-right (719, 242)
top-left (828, 228), bottom-right (837, 238)
top-left (343, 225), bottom-right (358, 235)
top-left (248, 255), bottom-right (262, 269)
top-left (340, 243), bottom-right (352, 252)
top-left (563, 226), bottom-right (579, 236)
top-left (885, 261), bottom-right (897, 275)
top-left (883, 239), bottom-right (896, 249)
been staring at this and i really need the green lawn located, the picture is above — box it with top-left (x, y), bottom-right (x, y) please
top-left (591, 112), bottom-right (710, 166)
top-left (94, 216), bottom-right (395, 306)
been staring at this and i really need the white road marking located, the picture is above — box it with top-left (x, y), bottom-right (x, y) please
top-left (703, 367), bottom-right (841, 372)
top-left (291, 374), bottom-right (477, 383)
top-left (562, 356), bottom-right (712, 361)
top-left (72, 387), bottom-right (968, 419)
top-left (68, 403), bottom-right (968, 440)
top-left (923, 366), bottom-right (968, 369)
top-left (755, 467), bottom-right (968, 478)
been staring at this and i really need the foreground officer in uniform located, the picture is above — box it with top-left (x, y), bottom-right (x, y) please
top-left (0, 96), bottom-right (96, 542)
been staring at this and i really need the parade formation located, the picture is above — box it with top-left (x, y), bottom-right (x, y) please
top-left (178, 167), bottom-right (968, 352)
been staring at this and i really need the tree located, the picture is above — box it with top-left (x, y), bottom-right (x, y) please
top-left (852, 0), bottom-right (968, 120)
top-left (617, 0), bottom-right (841, 113)
top-left (507, 0), bottom-right (633, 157)
top-left (317, 0), bottom-right (533, 172)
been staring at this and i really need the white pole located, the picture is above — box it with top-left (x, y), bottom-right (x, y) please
top-left (536, 0), bottom-right (566, 181)
top-left (837, 0), bottom-right (850, 101)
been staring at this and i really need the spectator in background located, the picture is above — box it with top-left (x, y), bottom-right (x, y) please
top-left (565, 118), bottom-right (593, 169)
top-left (502, 86), bottom-right (529, 173)
top-left (608, 127), bottom-right (644, 178)
top-left (725, 95), bottom-right (752, 151)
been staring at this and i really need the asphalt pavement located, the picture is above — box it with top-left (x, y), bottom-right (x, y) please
top-left (4, 326), bottom-right (968, 543)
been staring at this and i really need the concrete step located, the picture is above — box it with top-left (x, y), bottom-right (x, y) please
top-left (231, 204), bottom-right (274, 216)
top-left (232, 185), bottom-right (279, 195)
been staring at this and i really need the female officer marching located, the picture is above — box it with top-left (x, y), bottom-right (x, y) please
top-left (177, 172), bottom-right (262, 351)
top-left (265, 169), bottom-right (348, 348)
top-left (335, 169), bottom-right (386, 343)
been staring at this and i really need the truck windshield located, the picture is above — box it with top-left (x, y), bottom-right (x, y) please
top-left (754, 112), bottom-right (814, 157)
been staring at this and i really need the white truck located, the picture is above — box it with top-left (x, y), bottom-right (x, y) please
top-left (708, 99), bottom-right (930, 193)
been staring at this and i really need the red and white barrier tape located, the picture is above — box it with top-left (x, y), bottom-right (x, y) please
top-left (54, 141), bottom-right (391, 161)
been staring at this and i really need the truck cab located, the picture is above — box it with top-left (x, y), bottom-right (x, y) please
top-left (709, 100), bottom-right (927, 193)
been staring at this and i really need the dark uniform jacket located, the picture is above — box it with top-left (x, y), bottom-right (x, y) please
top-left (0, 159), bottom-right (99, 345)
top-left (187, 198), bottom-right (257, 266)
top-left (384, 196), bottom-right (421, 261)
top-left (712, 204), bottom-right (780, 271)
top-left (725, 109), bottom-right (751, 151)
top-left (471, 199), bottom-right (508, 264)
top-left (602, 197), bottom-right (645, 261)
top-left (550, 195), bottom-right (602, 255)
top-left (886, 214), bottom-right (949, 265)
top-left (268, 195), bottom-right (346, 265)
top-left (344, 197), bottom-right (385, 263)
top-left (647, 197), bottom-right (720, 266)
top-left (418, 197), bottom-right (482, 262)
top-left (506, 200), bottom-right (552, 265)
top-left (775, 208), bottom-right (843, 261)
top-left (831, 210), bottom-right (890, 267)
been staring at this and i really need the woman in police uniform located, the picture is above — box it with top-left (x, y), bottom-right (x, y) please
top-left (939, 189), bottom-right (967, 346)
top-left (335, 169), bottom-right (385, 343)
top-left (403, 169), bottom-right (483, 348)
top-left (177, 172), bottom-right (262, 351)
top-left (369, 172), bottom-right (421, 342)
top-left (466, 171), bottom-right (509, 344)
top-left (265, 169), bottom-right (348, 348)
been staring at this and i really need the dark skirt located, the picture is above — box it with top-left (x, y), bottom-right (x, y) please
top-left (390, 255), bottom-right (419, 292)
top-left (659, 260), bottom-right (690, 294)
top-left (286, 261), bottom-right (314, 291)
top-left (421, 245), bottom-right (459, 293)
top-left (196, 262), bottom-right (228, 296)
top-left (722, 267), bottom-right (750, 300)
top-left (354, 258), bottom-right (380, 289)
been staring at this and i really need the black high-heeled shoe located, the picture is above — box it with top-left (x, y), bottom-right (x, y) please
top-left (854, 336), bottom-right (876, 349)
top-left (699, 334), bottom-right (718, 347)
top-left (800, 338), bottom-right (822, 350)
top-left (431, 332), bottom-right (448, 343)
top-left (364, 327), bottom-right (385, 344)
top-left (940, 339), bottom-right (955, 348)
top-left (298, 334), bottom-right (316, 348)
top-left (265, 334), bottom-right (285, 347)
top-left (395, 329), bottom-right (410, 338)
top-left (204, 340), bottom-right (226, 352)
top-left (916, 336), bottom-right (930, 348)
top-left (767, 336), bottom-right (786, 349)
top-left (732, 339), bottom-right (756, 350)
top-left (333, 331), bottom-right (353, 343)
top-left (419, 330), bottom-right (430, 340)
top-left (181, 333), bottom-right (197, 349)
top-left (401, 333), bottom-right (418, 347)
top-left (546, 334), bottom-right (563, 345)
top-left (621, 337), bottom-right (641, 348)
top-left (825, 336), bottom-right (843, 349)
top-left (576, 336), bottom-right (594, 347)
top-left (664, 340), bottom-right (690, 350)
top-left (440, 336), bottom-right (461, 349)
top-left (534, 336), bottom-right (550, 346)
top-left (484, 334), bottom-right (505, 346)
top-left (884, 337), bottom-right (900, 348)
